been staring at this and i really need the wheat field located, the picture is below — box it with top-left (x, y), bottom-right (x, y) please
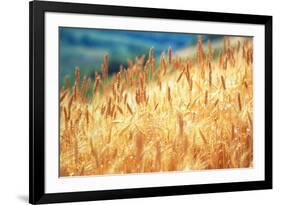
top-left (59, 36), bottom-right (253, 177)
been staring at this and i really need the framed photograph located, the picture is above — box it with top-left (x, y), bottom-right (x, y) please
top-left (29, 0), bottom-right (272, 204)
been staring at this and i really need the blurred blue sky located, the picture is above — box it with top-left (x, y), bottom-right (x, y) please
top-left (59, 27), bottom-right (221, 82)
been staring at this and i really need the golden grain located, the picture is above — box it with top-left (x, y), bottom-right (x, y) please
top-left (59, 36), bottom-right (253, 176)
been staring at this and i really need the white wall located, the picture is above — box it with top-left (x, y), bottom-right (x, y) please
top-left (0, 0), bottom-right (279, 204)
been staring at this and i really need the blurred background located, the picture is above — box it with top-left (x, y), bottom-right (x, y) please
top-left (59, 27), bottom-right (223, 85)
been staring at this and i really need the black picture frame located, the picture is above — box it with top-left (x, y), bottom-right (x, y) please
top-left (29, 1), bottom-right (272, 204)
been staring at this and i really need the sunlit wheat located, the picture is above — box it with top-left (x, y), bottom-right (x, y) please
top-left (59, 36), bottom-right (253, 176)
